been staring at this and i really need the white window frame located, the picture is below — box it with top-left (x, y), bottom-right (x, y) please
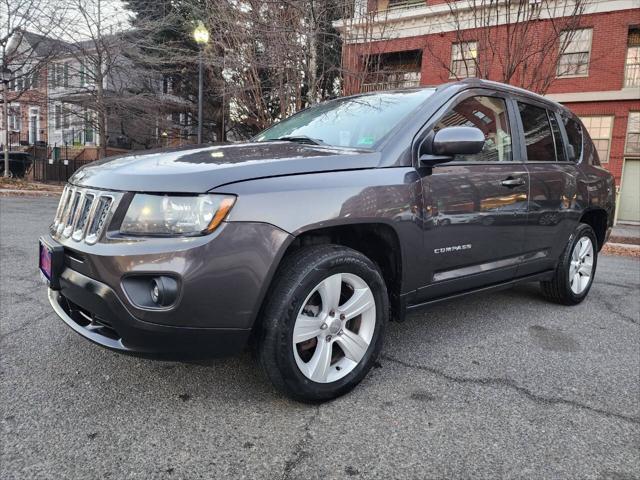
top-left (450, 41), bottom-right (477, 79)
top-left (557, 28), bottom-right (593, 78)
top-left (579, 115), bottom-right (614, 163)
top-left (624, 111), bottom-right (640, 156)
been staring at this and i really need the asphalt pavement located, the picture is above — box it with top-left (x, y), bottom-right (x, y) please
top-left (1, 196), bottom-right (639, 480)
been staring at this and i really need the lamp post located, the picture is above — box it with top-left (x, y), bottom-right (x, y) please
top-left (1, 67), bottom-right (12, 178)
top-left (193, 22), bottom-right (209, 144)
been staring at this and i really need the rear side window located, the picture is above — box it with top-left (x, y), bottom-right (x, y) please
top-left (435, 95), bottom-right (512, 162)
top-left (518, 102), bottom-right (556, 161)
top-left (562, 116), bottom-right (583, 161)
top-left (549, 114), bottom-right (567, 162)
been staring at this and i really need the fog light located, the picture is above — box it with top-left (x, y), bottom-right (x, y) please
top-left (122, 275), bottom-right (180, 309)
top-left (150, 279), bottom-right (162, 304)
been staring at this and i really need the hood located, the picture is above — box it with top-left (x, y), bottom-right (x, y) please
top-left (69, 142), bottom-right (381, 193)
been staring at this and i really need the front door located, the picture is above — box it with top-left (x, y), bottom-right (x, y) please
top-left (416, 92), bottom-right (529, 301)
top-left (28, 107), bottom-right (39, 144)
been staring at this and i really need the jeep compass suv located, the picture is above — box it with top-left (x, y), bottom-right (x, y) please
top-left (40, 80), bottom-right (615, 401)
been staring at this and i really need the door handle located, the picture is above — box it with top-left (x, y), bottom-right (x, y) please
top-left (501, 177), bottom-right (526, 188)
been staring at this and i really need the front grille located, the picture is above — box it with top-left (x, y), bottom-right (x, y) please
top-left (52, 185), bottom-right (121, 244)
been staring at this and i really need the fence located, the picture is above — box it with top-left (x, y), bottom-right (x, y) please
top-left (32, 157), bottom-right (95, 183)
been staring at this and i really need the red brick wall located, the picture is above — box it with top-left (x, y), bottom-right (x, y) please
top-left (5, 68), bottom-right (49, 145)
top-left (344, 10), bottom-right (638, 94)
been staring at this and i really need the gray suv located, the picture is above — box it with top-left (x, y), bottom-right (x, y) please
top-left (40, 80), bottom-right (615, 401)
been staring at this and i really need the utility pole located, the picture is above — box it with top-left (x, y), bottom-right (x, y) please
top-left (2, 67), bottom-right (11, 178)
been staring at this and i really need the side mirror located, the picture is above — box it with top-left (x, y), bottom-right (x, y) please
top-left (419, 126), bottom-right (486, 166)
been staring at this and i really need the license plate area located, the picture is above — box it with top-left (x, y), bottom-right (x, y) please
top-left (39, 237), bottom-right (64, 290)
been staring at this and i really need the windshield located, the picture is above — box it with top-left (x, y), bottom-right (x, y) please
top-left (255, 89), bottom-right (435, 149)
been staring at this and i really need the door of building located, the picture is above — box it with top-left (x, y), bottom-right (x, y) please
top-left (618, 158), bottom-right (640, 224)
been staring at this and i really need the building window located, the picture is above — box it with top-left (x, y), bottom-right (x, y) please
top-left (8, 105), bottom-right (20, 131)
top-left (625, 28), bottom-right (640, 88)
top-left (14, 74), bottom-right (23, 92)
top-left (580, 116), bottom-right (614, 163)
top-left (626, 112), bottom-right (640, 155)
top-left (84, 110), bottom-right (95, 144)
top-left (55, 63), bottom-right (64, 87)
top-left (557, 28), bottom-right (592, 77)
top-left (386, 0), bottom-right (425, 10)
top-left (62, 104), bottom-right (70, 129)
top-left (362, 50), bottom-right (422, 92)
top-left (451, 42), bottom-right (477, 78)
top-left (54, 104), bottom-right (62, 130)
top-left (63, 63), bottom-right (69, 87)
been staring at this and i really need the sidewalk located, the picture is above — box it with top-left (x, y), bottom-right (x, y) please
top-left (610, 224), bottom-right (640, 244)
top-left (603, 223), bottom-right (640, 257)
top-left (0, 178), bottom-right (64, 197)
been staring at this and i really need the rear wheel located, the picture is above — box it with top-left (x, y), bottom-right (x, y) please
top-left (258, 245), bottom-right (388, 402)
top-left (541, 223), bottom-right (597, 305)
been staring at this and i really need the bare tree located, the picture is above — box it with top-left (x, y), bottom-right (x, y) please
top-left (425, 0), bottom-right (588, 94)
top-left (0, 0), bottom-right (67, 176)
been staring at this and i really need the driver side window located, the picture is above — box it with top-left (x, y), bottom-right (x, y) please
top-left (435, 96), bottom-right (512, 162)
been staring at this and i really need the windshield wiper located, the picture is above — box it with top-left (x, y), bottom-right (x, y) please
top-left (265, 135), bottom-right (327, 146)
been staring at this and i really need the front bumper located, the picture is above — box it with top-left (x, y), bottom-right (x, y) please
top-left (48, 277), bottom-right (250, 356)
top-left (45, 221), bottom-right (292, 356)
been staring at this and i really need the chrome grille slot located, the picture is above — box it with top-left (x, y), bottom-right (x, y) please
top-left (72, 193), bottom-right (95, 241)
top-left (56, 188), bottom-right (76, 235)
top-left (85, 196), bottom-right (113, 245)
top-left (62, 190), bottom-right (82, 238)
top-left (53, 185), bottom-right (71, 229)
top-left (50, 184), bottom-right (120, 244)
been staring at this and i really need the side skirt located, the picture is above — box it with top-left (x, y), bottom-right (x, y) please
top-left (402, 270), bottom-right (555, 317)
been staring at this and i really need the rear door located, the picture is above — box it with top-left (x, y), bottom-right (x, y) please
top-left (515, 100), bottom-right (581, 276)
top-left (415, 89), bottom-right (530, 301)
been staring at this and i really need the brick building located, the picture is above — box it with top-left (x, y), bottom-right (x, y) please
top-left (335, 0), bottom-right (640, 224)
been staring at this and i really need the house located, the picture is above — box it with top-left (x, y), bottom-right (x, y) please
top-left (1, 29), bottom-right (193, 159)
top-left (334, 0), bottom-right (640, 224)
top-left (1, 30), bottom-right (67, 149)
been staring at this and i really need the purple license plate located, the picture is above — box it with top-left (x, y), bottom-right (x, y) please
top-left (39, 241), bottom-right (52, 280)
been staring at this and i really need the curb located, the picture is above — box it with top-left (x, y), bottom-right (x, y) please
top-left (0, 189), bottom-right (63, 197)
top-left (602, 242), bottom-right (640, 258)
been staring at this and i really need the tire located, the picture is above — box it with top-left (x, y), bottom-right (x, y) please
top-left (257, 245), bottom-right (388, 402)
top-left (540, 223), bottom-right (598, 305)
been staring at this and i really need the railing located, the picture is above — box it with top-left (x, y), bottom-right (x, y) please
top-left (360, 79), bottom-right (420, 92)
top-left (32, 156), bottom-right (95, 183)
top-left (384, 0), bottom-right (426, 13)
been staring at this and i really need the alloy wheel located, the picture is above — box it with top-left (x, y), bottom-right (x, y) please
top-left (569, 236), bottom-right (594, 294)
top-left (292, 273), bottom-right (376, 383)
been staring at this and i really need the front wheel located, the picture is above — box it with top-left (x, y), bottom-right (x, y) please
top-left (541, 223), bottom-right (598, 305)
top-left (257, 245), bottom-right (388, 402)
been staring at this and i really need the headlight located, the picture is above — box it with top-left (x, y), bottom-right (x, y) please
top-left (120, 194), bottom-right (235, 236)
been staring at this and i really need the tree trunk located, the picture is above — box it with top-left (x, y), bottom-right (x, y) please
top-left (96, 79), bottom-right (107, 159)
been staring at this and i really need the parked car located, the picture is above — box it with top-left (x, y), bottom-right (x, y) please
top-left (5, 151), bottom-right (33, 177)
top-left (40, 79), bottom-right (615, 401)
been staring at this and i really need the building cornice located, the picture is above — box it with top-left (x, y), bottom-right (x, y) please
top-left (334, 0), bottom-right (639, 43)
top-left (545, 88), bottom-right (640, 103)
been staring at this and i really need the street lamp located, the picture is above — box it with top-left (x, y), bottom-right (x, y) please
top-left (193, 21), bottom-right (209, 144)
